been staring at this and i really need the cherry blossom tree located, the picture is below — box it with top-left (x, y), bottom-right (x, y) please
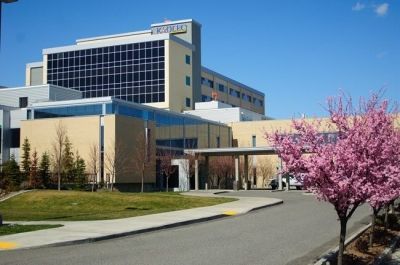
top-left (268, 94), bottom-right (400, 265)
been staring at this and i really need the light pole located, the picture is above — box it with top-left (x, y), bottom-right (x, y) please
top-left (0, 0), bottom-right (17, 49)
top-left (0, 0), bottom-right (16, 225)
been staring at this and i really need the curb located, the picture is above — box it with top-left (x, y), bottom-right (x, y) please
top-left (248, 200), bottom-right (283, 212)
top-left (16, 214), bottom-right (227, 250)
top-left (5, 198), bottom-right (283, 251)
top-left (314, 223), bottom-right (372, 265)
top-left (373, 235), bottom-right (400, 265)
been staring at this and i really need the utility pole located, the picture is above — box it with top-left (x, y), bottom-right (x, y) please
top-left (0, 0), bottom-right (17, 50)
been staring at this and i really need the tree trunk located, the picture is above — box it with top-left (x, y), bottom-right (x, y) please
top-left (338, 217), bottom-right (348, 265)
top-left (111, 173), bottom-right (114, 192)
top-left (369, 208), bottom-right (378, 247)
top-left (166, 176), bottom-right (169, 192)
top-left (385, 205), bottom-right (389, 230)
top-left (57, 170), bottom-right (61, 191)
top-left (141, 168), bottom-right (144, 193)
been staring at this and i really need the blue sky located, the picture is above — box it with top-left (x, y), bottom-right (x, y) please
top-left (0, 0), bottom-right (399, 118)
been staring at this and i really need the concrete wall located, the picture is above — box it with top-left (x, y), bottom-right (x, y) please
top-left (0, 85), bottom-right (81, 108)
top-left (201, 68), bottom-right (265, 115)
top-left (145, 39), bottom-right (193, 112)
top-left (20, 114), bottom-right (157, 187)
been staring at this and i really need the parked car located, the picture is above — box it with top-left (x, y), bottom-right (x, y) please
top-left (269, 175), bottom-right (303, 190)
top-left (283, 175), bottom-right (303, 190)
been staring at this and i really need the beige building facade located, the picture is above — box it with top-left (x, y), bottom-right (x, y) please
top-left (25, 19), bottom-right (265, 116)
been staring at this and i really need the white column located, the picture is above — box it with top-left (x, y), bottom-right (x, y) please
top-left (234, 156), bottom-right (239, 190)
top-left (244, 155), bottom-right (249, 190)
top-left (195, 159), bottom-right (199, 191)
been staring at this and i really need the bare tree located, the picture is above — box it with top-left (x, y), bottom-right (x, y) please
top-left (158, 150), bottom-right (177, 192)
top-left (104, 140), bottom-right (130, 191)
top-left (257, 156), bottom-right (274, 188)
top-left (88, 143), bottom-right (99, 192)
top-left (52, 121), bottom-right (67, 191)
top-left (209, 156), bottom-right (234, 189)
top-left (133, 128), bottom-right (154, 192)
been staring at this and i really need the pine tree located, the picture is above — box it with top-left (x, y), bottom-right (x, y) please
top-left (21, 138), bottom-right (31, 181)
top-left (74, 151), bottom-right (86, 185)
top-left (2, 155), bottom-right (21, 189)
top-left (39, 152), bottom-right (51, 188)
top-left (29, 150), bottom-right (40, 188)
top-left (62, 137), bottom-right (74, 183)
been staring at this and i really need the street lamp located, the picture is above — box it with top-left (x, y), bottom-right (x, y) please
top-left (0, 0), bottom-right (17, 49)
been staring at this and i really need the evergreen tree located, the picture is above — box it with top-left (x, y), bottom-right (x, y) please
top-left (21, 137), bottom-right (31, 181)
top-left (2, 155), bottom-right (21, 189)
top-left (39, 152), bottom-right (51, 188)
top-left (29, 150), bottom-right (40, 188)
top-left (62, 137), bottom-right (74, 183)
top-left (74, 151), bottom-right (86, 185)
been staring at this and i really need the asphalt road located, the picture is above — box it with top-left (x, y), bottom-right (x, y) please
top-left (0, 190), bottom-right (371, 265)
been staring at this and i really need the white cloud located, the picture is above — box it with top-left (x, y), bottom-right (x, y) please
top-left (375, 3), bottom-right (389, 16)
top-left (352, 2), bottom-right (366, 11)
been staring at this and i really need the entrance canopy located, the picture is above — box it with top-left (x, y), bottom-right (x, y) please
top-left (184, 146), bottom-right (277, 156)
top-left (184, 146), bottom-right (278, 191)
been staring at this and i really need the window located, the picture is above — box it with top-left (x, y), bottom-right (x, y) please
top-left (19, 97), bottom-right (28, 108)
top-left (186, 97), bottom-right (191, 107)
top-left (218, 83), bottom-right (225, 93)
top-left (10, 128), bottom-right (20, 148)
top-left (185, 55), bottom-right (191, 65)
top-left (201, 77), bottom-right (214, 88)
top-left (252, 135), bottom-right (256, 147)
top-left (185, 76), bottom-right (191, 86)
top-left (235, 90), bottom-right (240, 98)
top-left (216, 136), bottom-right (220, 148)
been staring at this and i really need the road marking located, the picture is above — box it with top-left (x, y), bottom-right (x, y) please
top-left (0, 241), bottom-right (18, 250)
top-left (223, 210), bottom-right (238, 216)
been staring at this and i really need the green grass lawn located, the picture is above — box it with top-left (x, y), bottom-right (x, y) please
top-left (0, 224), bottom-right (63, 236)
top-left (0, 190), bottom-right (235, 221)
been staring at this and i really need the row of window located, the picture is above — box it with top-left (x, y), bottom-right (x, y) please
top-left (201, 77), bottom-right (264, 108)
top-left (47, 41), bottom-right (165, 61)
top-left (47, 41), bottom-right (166, 104)
top-left (156, 138), bottom-right (198, 149)
top-left (47, 56), bottom-right (165, 72)
top-left (48, 61), bottom-right (165, 74)
top-left (31, 101), bottom-right (226, 131)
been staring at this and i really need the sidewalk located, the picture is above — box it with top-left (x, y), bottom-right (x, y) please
top-left (0, 190), bottom-right (282, 251)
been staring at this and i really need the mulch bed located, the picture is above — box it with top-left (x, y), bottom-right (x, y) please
top-left (328, 220), bottom-right (400, 265)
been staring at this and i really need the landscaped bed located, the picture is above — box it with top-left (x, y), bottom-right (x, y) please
top-left (327, 214), bottom-right (400, 265)
top-left (0, 190), bottom-right (235, 221)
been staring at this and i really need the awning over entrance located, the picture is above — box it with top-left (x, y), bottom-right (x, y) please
top-left (184, 146), bottom-right (277, 156)
top-left (184, 147), bottom-right (278, 191)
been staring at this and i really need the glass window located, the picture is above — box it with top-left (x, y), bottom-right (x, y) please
top-left (185, 54), bottom-right (191, 65)
top-left (185, 76), bottom-right (191, 86)
top-left (19, 97), bottom-right (28, 108)
top-left (218, 84), bottom-right (225, 93)
top-left (186, 97), bottom-right (191, 107)
top-left (10, 128), bottom-right (20, 148)
top-left (252, 135), bottom-right (256, 147)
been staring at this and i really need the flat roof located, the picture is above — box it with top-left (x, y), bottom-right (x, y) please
top-left (29, 96), bottom-right (229, 127)
top-left (151, 18), bottom-right (201, 27)
top-left (43, 33), bottom-right (194, 55)
top-left (184, 146), bottom-right (277, 156)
